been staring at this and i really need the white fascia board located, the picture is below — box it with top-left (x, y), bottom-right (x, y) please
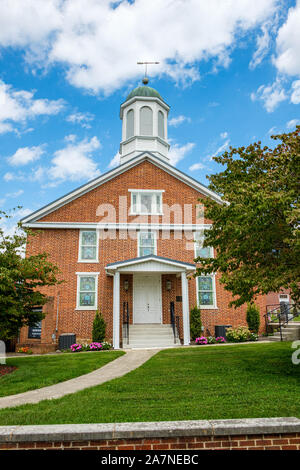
top-left (106, 256), bottom-right (195, 270)
top-left (21, 153), bottom-right (223, 224)
top-left (23, 222), bottom-right (212, 230)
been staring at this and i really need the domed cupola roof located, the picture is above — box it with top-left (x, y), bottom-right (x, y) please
top-left (125, 85), bottom-right (164, 103)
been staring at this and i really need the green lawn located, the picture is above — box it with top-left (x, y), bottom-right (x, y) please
top-left (0, 342), bottom-right (299, 425)
top-left (0, 351), bottom-right (124, 397)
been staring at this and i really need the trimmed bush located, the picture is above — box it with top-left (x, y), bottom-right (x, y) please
top-left (246, 303), bottom-right (260, 334)
top-left (226, 326), bottom-right (258, 343)
top-left (190, 306), bottom-right (202, 340)
top-left (92, 310), bottom-right (106, 342)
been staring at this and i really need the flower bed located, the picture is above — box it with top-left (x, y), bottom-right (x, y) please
top-left (0, 365), bottom-right (17, 377)
top-left (17, 347), bottom-right (33, 354)
top-left (70, 342), bottom-right (111, 353)
top-left (195, 336), bottom-right (226, 345)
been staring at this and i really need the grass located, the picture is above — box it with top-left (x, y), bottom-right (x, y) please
top-left (0, 351), bottom-right (124, 397)
top-left (0, 342), bottom-right (299, 425)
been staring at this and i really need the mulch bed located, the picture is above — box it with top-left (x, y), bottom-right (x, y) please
top-left (0, 365), bottom-right (17, 377)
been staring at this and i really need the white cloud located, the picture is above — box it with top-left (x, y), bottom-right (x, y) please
top-left (5, 189), bottom-right (24, 198)
top-left (286, 119), bottom-right (300, 129)
top-left (249, 21), bottom-right (272, 70)
top-left (0, 80), bottom-right (65, 134)
top-left (274, 1), bottom-right (300, 77)
top-left (220, 131), bottom-right (228, 139)
top-left (207, 139), bottom-right (231, 161)
top-left (169, 115), bottom-right (191, 127)
top-left (189, 162), bottom-right (205, 171)
top-left (48, 136), bottom-right (101, 182)
top-left (108, 152), bottom-right (121, 169)
top-left (251, 79), bottom-right (287, 112)
top-left (7, 145), bottom-right (45, 166)
top-left (0, 0), bottom-right (279, 94)
top-left (66, 112), bottom-right (95, 128)
top-left (290, 80), bottom-right (300, 104)
top-left (168, 142), bottom-right (195, 166)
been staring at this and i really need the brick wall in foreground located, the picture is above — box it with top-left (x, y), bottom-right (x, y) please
top-left (1, 418), bottom-right (300, 451)
top-left (1, 433), bottom-right (300, 450)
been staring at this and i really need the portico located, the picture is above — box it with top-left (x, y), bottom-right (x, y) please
top-left (106, 255), bottom-right (195, 349)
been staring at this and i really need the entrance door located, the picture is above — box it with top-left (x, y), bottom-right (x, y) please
top-left (133, 274), bottom-right (162, 323)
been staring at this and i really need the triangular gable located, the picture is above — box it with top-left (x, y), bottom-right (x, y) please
top-left (21, 152), bottom-right (222, 224)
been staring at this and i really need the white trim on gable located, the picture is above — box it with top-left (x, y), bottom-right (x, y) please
top-left (20, 153), bottom-right (223, 224)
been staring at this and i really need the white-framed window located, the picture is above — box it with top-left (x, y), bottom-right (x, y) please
top-left (129, 189), bottom-right (164, 215)
top-left (197, 275), bottom-right (217, 309)
top-left (279, 293), bottom-right (289, 303)
top-left (194, 231), bottom-right (214, 258)
top-left (140, 106), bottom-right (153, 136)
top-left (138, 231), bottom-right (157, 257)
top-left (78, 230), bottom-right (98, 262)
top-left (158, 110), bottom-right (165, 139)
top-left (126, 109), bottom-right (134, 139)
top-left (76, 273), bottom-right (99, 310)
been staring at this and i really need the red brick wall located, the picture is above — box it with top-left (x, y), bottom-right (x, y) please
top-left (2, 433), bottom-right (299, 450)
top-left (20, 160), bottom-right (267, 349)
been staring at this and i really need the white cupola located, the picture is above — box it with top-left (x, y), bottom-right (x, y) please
top-left (119, 83), bottom-right (170, 163)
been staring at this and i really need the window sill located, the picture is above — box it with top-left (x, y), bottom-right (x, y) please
top-left (199, 306), bottom-right (219, 310)
top-left (77, 260), bottom-right (99, 263)
top-left (75, 307), bottom-right (98, 311)
top-left (129, 212), bottom-right (164, 216)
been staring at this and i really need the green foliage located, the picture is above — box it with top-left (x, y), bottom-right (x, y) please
top-left (195, 127), bottom-right (300, 307)
top-left (0, 210), bottom-right (61, 341)
top-left (226, 326), bottom-right (258, 342)
top-left (190, 305), bottom-right (202, 340)
top-left (92, 310), bottom-right (106, 342)
top-left (246, 303), bottom-right (260, 333)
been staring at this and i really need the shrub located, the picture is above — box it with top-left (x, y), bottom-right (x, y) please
top-left (226, 326), bottom-right (258, 343)
top-left (246, 303), bottom-right (260, 334)
top-left (207, 336), bottom-right (216, 344)
top-left (92, 310), bottom-right (106, 342)
top-left (190, 306), bottom-right (202, 340)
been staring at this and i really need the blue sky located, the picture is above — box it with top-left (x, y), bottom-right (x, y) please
top-left (0, 0), bottom-right (299, 233)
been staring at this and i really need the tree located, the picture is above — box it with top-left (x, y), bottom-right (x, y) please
top-left (246, 303), bottom-right (260, 334)
top-left (195, 126), bottom-right (300, 307)
top-left (190, 305), bottom-right (202, 340)
top-left (0, 210), bottom-right (61, 341)
top-left (92, 310), bottom-right (106, 342)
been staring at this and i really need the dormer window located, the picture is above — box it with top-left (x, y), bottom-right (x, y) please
top-left (129, 190), bottom-right (163, 215)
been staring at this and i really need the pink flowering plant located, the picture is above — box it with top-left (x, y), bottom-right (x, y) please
top-left (70, 341), bottom-right (111, 352)
top-left (215, 336), bottom-right (226, 343)
top-left (70, 343), bottom-right (83, 352)
top-left (195, 336), bottom-right (226, 345)
top-left (195, 336), bottom-right (208, 345)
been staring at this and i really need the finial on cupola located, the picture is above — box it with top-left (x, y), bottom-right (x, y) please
top-left (137, 61), bottom-right (160, 85)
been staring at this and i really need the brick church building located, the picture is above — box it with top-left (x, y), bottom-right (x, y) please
top-left (20, 83), bottom-right (266, 352)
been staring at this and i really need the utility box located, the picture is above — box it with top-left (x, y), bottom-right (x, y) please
top-left (58, 333), bottom-right (76, 350)
top-left (215, 325), bottom-right (232, 339)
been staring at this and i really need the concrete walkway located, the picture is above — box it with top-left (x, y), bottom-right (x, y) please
top-left (0, 349), bottom-right (159, 410)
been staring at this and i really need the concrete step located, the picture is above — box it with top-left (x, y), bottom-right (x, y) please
top-left (123, 323), bottom-right (179, 349)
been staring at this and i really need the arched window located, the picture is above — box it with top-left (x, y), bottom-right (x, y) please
top-left (126, 109), bottom-right (134, 139)
top-left (158, 111), bottom-right (165, 139)
top-left (140, 106), bottom-right (153, 136)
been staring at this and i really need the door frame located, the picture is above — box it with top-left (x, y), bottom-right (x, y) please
top-left (133, 273), bottom-right (162, 324)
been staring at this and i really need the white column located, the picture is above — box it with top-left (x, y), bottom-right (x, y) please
top-left (113, 271), bottom-right (120, 349)
top-left (181, 271), bottom-right (190, 345)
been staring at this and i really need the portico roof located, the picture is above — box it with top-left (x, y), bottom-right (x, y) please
top-left (106, 255), bottom-right (196, 275)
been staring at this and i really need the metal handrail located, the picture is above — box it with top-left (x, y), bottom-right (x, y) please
top-left (123, 302), bottom-right (129, 345)
top-left (264, 303), bottom-right (299, 341)
top-left (170, 301), bottom-right (177, 343)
